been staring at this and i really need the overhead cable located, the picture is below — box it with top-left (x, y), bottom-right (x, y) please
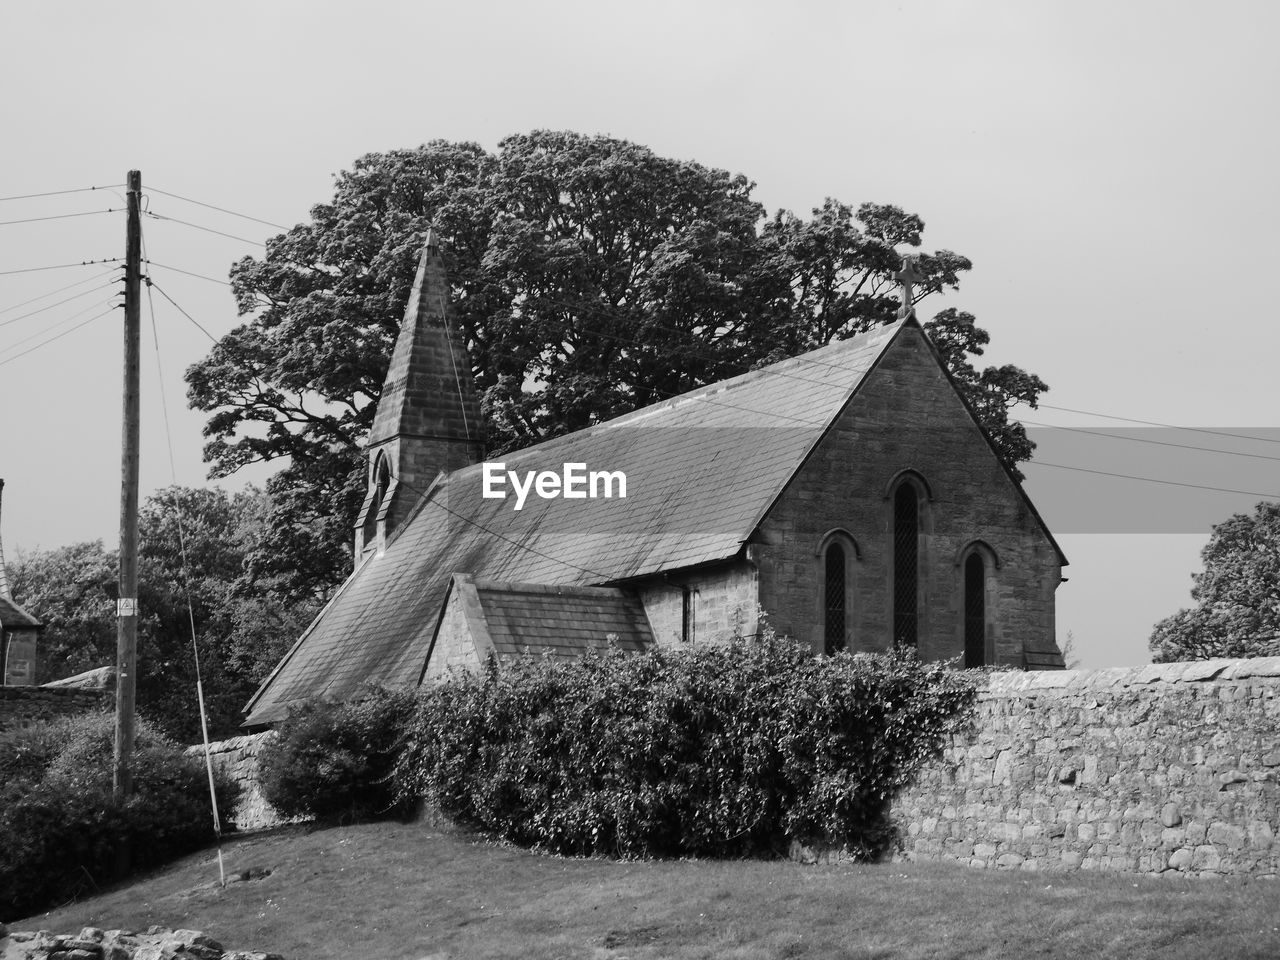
top-left (0, 281), bottom-right (120, 329)
top-left (0, 266), bottom-right (121, 316)
top-left (0, 185), bottom-right (122, 203)
top-left (0, 209), bottom-right (118, 227)
top-left (146, 185), bottom-right (289, 230)
top-left (0, 259), bottom-right (120, 277)
top-left (0, 305), bottom-right (116, 368)
top-left (1029, 461), bottom-right (1279, 499)
top-left (145, 211), bottom-right (266, 247)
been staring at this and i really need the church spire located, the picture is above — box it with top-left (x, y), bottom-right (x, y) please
top-left (0, 479), bottom-right (11, 601)
top-left (355, 229), bottom-right (484, 557)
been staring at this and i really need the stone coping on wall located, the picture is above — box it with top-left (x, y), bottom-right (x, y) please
top-left (980, 656), bottom-right (1280, 694)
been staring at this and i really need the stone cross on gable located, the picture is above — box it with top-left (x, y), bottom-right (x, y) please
top-left (895, 256), bottom-right (923, 320)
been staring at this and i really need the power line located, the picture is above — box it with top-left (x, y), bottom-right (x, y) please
top-left (1037, 403), bottom-right (1280, 447)
top-left (128, 194), bottom-right (1278, 454)
top-left (0, 209), bottom-right (119, 227)
top-left (146, 185), bottom-right (289, 230)
top-left (124, 196), bottom-right (1280, 488)
top-left (0, 297), bottom-right (119, 354)
top-left (144, 210), bottom-right (266, 246)
top-left (0, 281), bottom-right (120, 329)
top-left (1021, 418), bottom-right (1280, 463)
top-left (391, 472), bottom-right (615, 581)
top-left (0, 259), bottom-right (121, 277)
top-left (0, 306), bottom-right (116, 369)
top-left (527, 294), bottom-right (1280, 451)
top-left (0, 266), bottom-right (121, 316)
top-left (147, 279), bottom-right (219, 343)
top-left (1029, 461), bottom-right (1279, 499)
top-left (144, 260), bottom-right (231, 286)
top-left (142, 221), bottom-right (229, 884)
top-left (0, 185), bottom-right (122, 203)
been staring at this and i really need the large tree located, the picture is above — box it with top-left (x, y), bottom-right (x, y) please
top-left (187, 131), bottom-right (1048, 599)
top-left (1150, 501), bottom-right (1280, 662)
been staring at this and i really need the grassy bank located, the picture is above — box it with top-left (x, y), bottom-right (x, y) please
top-left (14, 820), bottom-right (1280, 960)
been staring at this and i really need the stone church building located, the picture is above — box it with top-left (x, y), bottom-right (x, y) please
top-left (245, 233), bottom-right (1066, 726)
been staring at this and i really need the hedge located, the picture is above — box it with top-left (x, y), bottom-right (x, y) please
top-left (0, 712), bottom-right (238, 920)
top-left (258, 686), bottom-right (416, 823)
top-left (393, 638), bottom-right (976, 859)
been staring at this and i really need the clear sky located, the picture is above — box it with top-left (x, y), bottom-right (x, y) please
top-left (1, 0), bottom-right (1277, 669)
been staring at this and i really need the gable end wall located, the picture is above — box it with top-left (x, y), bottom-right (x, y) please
top-left (755, 323), bottom-right (1061, 664)
top-left (423, 589), bottom-right (483, 680)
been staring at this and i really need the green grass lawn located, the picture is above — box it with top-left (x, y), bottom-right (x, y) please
top-left (13, 820), bottom-right (1280, 960)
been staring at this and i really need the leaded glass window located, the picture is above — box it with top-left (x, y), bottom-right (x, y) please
top-left (824, 542), bottom-right (846, 655)
top-left (893, 484), bottom-right (919, 648)
top-left (964, 552), bottom-right (985, 667)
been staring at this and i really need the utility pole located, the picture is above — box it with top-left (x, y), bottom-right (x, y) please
top-left (113, 170), bottom-right (142, 803)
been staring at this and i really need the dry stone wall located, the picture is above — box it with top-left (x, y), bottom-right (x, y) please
top-left (0, 924), bottom-right (281, 960)
top-left (891, 658), bottom-right (1280, 876)
top-left (184, 733), bottom-right (284, 831)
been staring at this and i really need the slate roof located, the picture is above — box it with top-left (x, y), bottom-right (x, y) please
top-left (245, 320), bottom-right (908, 724)
top-left (435, 576), bottom-right (654, 661)
top-left (0, 595), bottom-right (42, 630)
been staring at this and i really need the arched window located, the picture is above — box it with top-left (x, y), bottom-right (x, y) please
top-left (893, 483), bottom-right (919, 648)
top-left (964, 552), bottom-right (986, 667)
top-left (824, 542), bottom-right (846, 655)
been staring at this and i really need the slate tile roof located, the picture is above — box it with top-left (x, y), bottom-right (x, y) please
top-left (0, 595), bottom-right (42, 630)
top-left (456, 578), bottom-right (654, 658)
top-left (244, 320), bottom-right (906, 724)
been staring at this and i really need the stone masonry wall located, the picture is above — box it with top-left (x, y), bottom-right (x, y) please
top-left (422, 584), bottom-right (481, 680)
top-left (185, 732), bottom-right (286, 831)
top-left (637, 561), bottom-right (759, 647)
top-left (891, 658), bottom-right (1280, 876)
top-left (0, 686), bottom-right (109, 743)
top-left (756, 322), bottom-right (1062, 665)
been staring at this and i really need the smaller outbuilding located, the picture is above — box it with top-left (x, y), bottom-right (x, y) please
top-left (0, 479), bottom-right (43, 686)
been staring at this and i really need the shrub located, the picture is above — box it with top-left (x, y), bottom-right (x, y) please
top-left (394, 638), bottom-right (976, 860)
top-left (0, 711), bottom-right (100, 797)
top-left (259, 685), bottom-right (416, 823)
top-left (0, 712), bottom-right (238, 920)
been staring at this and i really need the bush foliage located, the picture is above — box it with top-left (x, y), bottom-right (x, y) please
top-left (394, 639), bottom-right (976, 859)
top-left (0, 712), bottom-right (238, 920)
top-left (258, 686), bottom-right (416, 823)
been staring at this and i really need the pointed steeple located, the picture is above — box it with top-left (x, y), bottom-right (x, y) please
top-left (0, 479), bottom-right (11, 601)
top-left (355, 229), bottom-right (484, 557)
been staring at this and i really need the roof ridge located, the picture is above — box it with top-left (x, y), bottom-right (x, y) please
top-left (606, 319), bottom-right (905, 428)
top-left (469, 577), bottom-right (635, 597)
top-left (439, 319), bottom-right (907, 480)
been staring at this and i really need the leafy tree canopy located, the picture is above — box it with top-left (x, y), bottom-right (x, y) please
top-left (1150, 501), bottom-right (1280, 662)
top-left (187, 130), bottom-right (1048, 599)
top-left (10, 486), bottom-right (316, 739)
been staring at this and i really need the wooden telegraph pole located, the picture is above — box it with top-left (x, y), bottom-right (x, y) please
top-left (113, 170), bottom-right (142, 802)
